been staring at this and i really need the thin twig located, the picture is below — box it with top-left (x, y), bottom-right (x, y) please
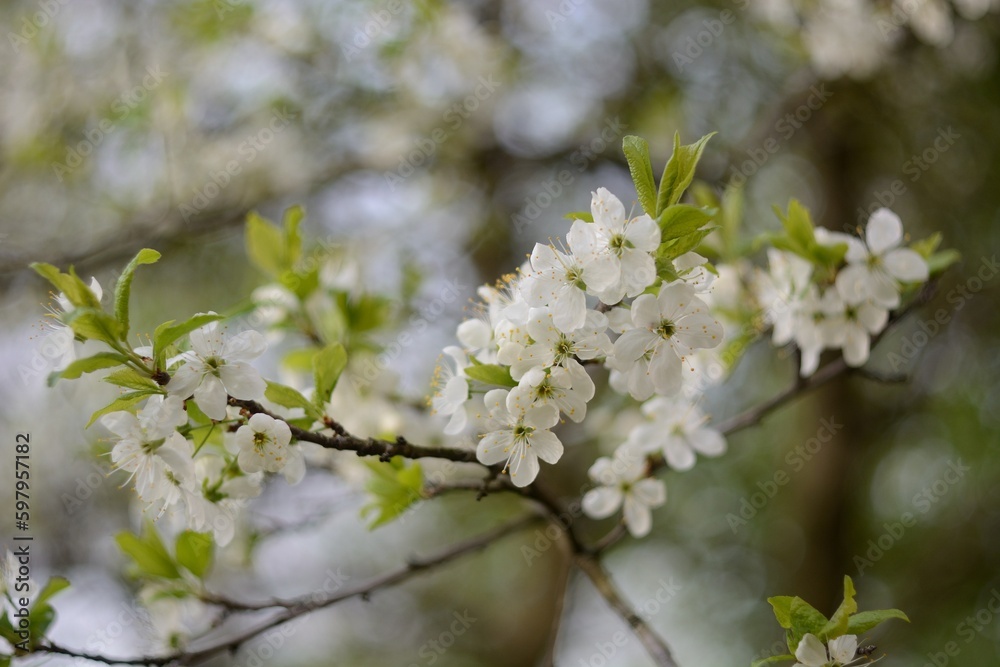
top-left (32, 515), bottom-right (540, 666)
top-left (575, 554), bottom-right (679, 667)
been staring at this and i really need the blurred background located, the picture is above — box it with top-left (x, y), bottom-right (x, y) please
top-left (1, 0), bottom-right (999, 665)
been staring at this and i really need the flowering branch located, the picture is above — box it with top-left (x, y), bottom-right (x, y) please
top-left (231, 398), bottom-right (482, 464)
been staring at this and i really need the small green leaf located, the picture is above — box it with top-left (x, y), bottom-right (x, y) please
top-left (246, 212), bottom-right (286, 278)
top-left (751, 655), bottom-right (795, 667)
top-left (113, 248), bottom-right (160, 341)
top-left (104, 368), bottom-right (161, 392)
top-left (282, 205), bottom-right (305, 267)
top-left (116, 525), bottom-right (181, 580)
top-left (87, 390), bottom-right (159, 427)
top-left (927, 249), bottom-right (960, 276)
top-left (313, 343), bottom-right (347, 407)
top-left (789, 597), bottom-right (829, 652)
top-left (265, 380), bottom-right (322, 421)
top-left (30, 263), bottom-right (101, 309)
top-left (623, 135), bottom-right (657, 216)
top-left (768, 596), bottom-right (795, 629)
top-left (564, 211), bottom-right (594, 222)
top-left (65, 308), bottom-right (121, 345)
top-left (657, 227), bottom-right (716, 263)
top-left (32, 576), bottom-right (70, 611)
top-left (910, 232), bottom-right (942, 258)
top-left (27, 575), bottom-right (71, 643)
top-left (47, 352), bottom-right (130, 386)
top-left (464, 362), bottom-right (517, 388)
top-left (175, 531), bottom-right (214, 578)
top-left (153, 313), bottom-right (225, 366)
top-left (819, 576), bottom-right (857, 640)
top-left (656, 132), bottom-right (715, 215)
top-left (361, 457), bottom-right (424, 528)
top-left (846, 608), bottom-right (910, 635)
top-left (658, 204), bottom-right (714, 239)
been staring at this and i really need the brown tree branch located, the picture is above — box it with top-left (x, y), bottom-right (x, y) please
top-left (32, 514), bottom-right (540, 666)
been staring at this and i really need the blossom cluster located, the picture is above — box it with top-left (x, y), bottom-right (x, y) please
top-left (103, 322), bottom-right (306, 546)
top-left (432, 187), bottom-right (728, 535)
top-left (434, 192), bottom-right (932, 538)
top-left (754, 208), bottom-right (929, 377)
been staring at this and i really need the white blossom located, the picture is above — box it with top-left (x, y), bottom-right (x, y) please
top-left (836, 208), bottom-right (929, 308)
top-left (105, 396), bottom-right (195, 510)
top-left (167, 321), bottom-right (267, 420)
top-left (522, 234), bottom-right (617, 331)
top-left (609, 283), bottom-right (723, 399)
top-left (582, 445), bottom-right (665, 537)
top-left (431, 346), bottom-right (472, 435)
top-left (508, 360), bottom-right (595, 423)
top-left (476, 389), bottom-right (563, 487)
top-left (628, 397), bottom-right (726, 471)
top-left (568, 187), bottom-right (660, 304)
top-left (794, 633), bottom-right (860, 667)
top-left (235, 413), bottom-right (303, 483)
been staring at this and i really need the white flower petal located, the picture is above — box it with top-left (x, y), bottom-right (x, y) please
top-left (583, 486), bottom-right (624, 519)
top-left (623, 495), bottom-right (653, 537)
top-left (866, 208), bottom-right (903, 254)
top-left (219, 363), bottom-right (266, 401)
top-left (884, 248), bottom-right (929, 283)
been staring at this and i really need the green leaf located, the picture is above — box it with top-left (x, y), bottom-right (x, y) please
top-left (31, 576), bottom-right (70, 610)
top-left (789, 598), bottom-right (829, 652)
top-left (819, 576), bottom-right (857, 640)
top-left (464, 362), bottom-right (517, 388)
top-left (768, 596), bottom-right (795, 629)
top-left (113, 248), bottom-right (160, 341)
top-left (313, 343), bottom-right (347, 407)
top-left (751, 655), bottom-right (795, 667)
top-left (927, 249), bottom-right (960, 276)
top-left (361, 457), bottom-right (424, 528)
top-left (658, 204), bottom-right (714, 240)
top-left (87, 390), bottom-right (159, 427)
top-left (104, 368), bottom-right (161, 392)
top-left (282, 205), bottom-right (305, 267)
top-left (265, 381), bottom-right (322, 421)
top-left (116, 524), bottom-right (181, 580)
top-left (65, 308), bottom-right (121, 345)
top-left (564, 211), bottom-right (594, 222)
top-left (656, 132), bottom-right (715, 215)
top-left (623, 135), bottom-right (657, 216)
top-left (27, 576), bottom-right (70, 642)
top-left (246, 212), bottom-right (286, 278)
top-left (911, 232), bottom-right (942, 259)
top-left (175, 531), bottom-right (214, 578)
top-left (657, 227), bottom-right (717, 264)
top-left (846, 608), bottom-right (910, 635)
top-left (153, 312), bottom-right (225, 366)
top-left (47, 352), bottom-right (130, 386)
top-left (30, 263), bottom-right (101, 309)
